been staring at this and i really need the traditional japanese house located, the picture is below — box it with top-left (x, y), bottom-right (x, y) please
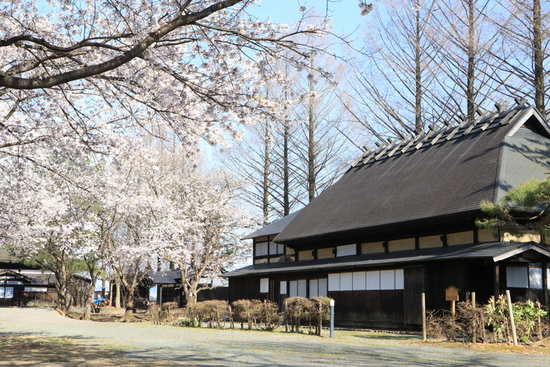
top-left (1, 249), bottom-right (57, 307)
top-left (1, 249), bottom-right (89, 308)
top-left (225, 103), bottom-right (550, 328)
top-left (145, 269), bottom-right (229, 307)
top-left (146, 269), bottom-right (183, 306)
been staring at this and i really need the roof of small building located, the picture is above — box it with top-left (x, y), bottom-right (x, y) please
top-left (275, 104), bottom-right (550, 246)
top-left (0, 269), bottom-right (32, 283)
top-left (224, 241), bottom-right (550, 277)
top-left (25, 271), bottom-right (57, 286)
top-left (242, 210), bottom-right (301, 239)
top-left (0, 269), bottom-right (56, 286)
top-left (147, 270), bottom-right (181, 284)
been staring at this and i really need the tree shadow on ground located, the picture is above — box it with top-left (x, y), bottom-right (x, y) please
top-left (2, 330), bottom-right (549, 367)
top-left (0, 334), bottom-right (165, 366)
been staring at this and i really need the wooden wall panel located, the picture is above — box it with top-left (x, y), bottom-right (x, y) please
top-left (329, 290), bottom-right (405, 328)
top-left (404, 266), bottom-right (424, 325)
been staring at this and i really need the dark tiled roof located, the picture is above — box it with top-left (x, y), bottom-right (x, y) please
top-left (224, 241), bottom-right (550, 277)
top-left (0, 269), bottom-right (56, 285)
top-left (496, 125), bottom-right (550, 199)
top-left (242, 210), bottom-right (301, 239)
top-left (147, 270), bottom-right (181, 284)
top-left (0, 270), bottom-right (32, 283)
top-left (22, 271), bottom-right (56, 286)
top-left (352, 106), bottom-right (531, 166)
top-left (275, 105), bottom-right (550, 245)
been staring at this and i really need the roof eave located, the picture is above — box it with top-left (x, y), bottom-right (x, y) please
top-left (506, 106), bottom-right (550, 139)
top-left (493, 242), bottom-right (550, 262)
top-left (275, 210), bottom-right (483, 247)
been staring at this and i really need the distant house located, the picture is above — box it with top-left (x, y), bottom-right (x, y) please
top-left (145, 269), bottom-right (228, 307)
top-left (0, 249), bottom-right (89, 308)
top-left (146, 269), bottom-right (183, 306)
top-left (1, 249), bottom-right (57, 307)
top-left (225, 103), bottom-right (550, 328)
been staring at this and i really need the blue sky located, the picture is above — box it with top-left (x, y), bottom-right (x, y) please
top-left (247, 0), bottom-right (369, 39)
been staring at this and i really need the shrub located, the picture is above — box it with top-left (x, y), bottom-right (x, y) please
top-left (257, 300), bottom-right (281, 331)
top-left (426, 302), bottom-right (485, 342)
top-left (184, 301), bottom-right (230, 327)
top-left (178, 317), bottom-right (200, 327)
top-left (183, 303), bottom-right (203, 326)
top-left (284, 297), bottom-right (314, 333)
top-left (427, 295), bottom-right (549, 344)
top-left (485, 296), bottom-right (548, 343)
top-left (232, 299), bottom-right (262, 330)
top-left (162, 302), bottom-right (180, 324)
top-left (198, 300), bottom-right (230, 328)
top-left (149, 303), bottom-right (164, 325)
top-left (311, 297), bottom-right (332, 336)
top-left (514, 300), bottom-right (548, 342)
top-left (485, 295), bottom-right (511, 342)
top-left (174, 297), bottom-right (330, 336)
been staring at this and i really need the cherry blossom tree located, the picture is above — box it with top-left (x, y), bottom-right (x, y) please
top-left (0, 0), bottom-right (324, 162)
top-left (0, 2), bottom-right (331, 252)
top-left (93, 141), bottom-right (173, 320)
top-left (0, 149), bottom-right (102, 314)
top-left (157, 163), bottom-right (250, 305)
top-left (0, 1), bottom-right (349, 317)
top-left (0, 130), bottom-right (249, 316)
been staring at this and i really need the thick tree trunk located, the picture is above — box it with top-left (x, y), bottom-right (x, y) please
top-left (186, 293), bottom-right (198, 306)
top-left (115, 281), bottom-right (121, 308)
top-left (262, 120), bottom-right (271, 225)
top-left (54, 252), bottom-right (71, 315)
top-left (283, 120), bottom-right (290, 215)
top-left (82, 284), bottom-right (95, 320)
top-left (414, 1), bottom-right (423, 134)
top-left (466, 0), bottom-right (476, 121)
top-left (55, 280), bottom-right (69, 314)
top-left (181, 271), bottom-right (201, 307)
top-left (307, 55), bottom-right (316, 202)
top-left (532, 0), bottom-right (545, 118)
top-left (121, 288), bottom-right (136, 322)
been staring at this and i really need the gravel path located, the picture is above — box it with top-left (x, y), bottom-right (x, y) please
top-left (0, 308), bottom-right (549, 366)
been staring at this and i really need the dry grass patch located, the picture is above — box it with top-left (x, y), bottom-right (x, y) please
top-left (417, 337), bottom-right (550, 355)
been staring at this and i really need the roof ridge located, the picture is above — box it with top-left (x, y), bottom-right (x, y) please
top-left (351, 101), bottom-right (530, 168)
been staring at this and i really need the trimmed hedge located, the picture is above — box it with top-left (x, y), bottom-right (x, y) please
top-left (284, 297), bottom-right (331, 335)
top-left (177, 297), bottom-right (331, 335)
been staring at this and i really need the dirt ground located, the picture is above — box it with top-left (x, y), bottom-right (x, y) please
top-left (2, 307), bottom-right (550, 366)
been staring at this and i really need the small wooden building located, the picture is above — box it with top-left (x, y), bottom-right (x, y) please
top-left (0, 268), bottom-right (58, 307)
top-left (145, 269), bottom-right (229, 307)
top-left (225, 103), bottom-right (550, 328)
top-left (1, 249), bottom-right (89, 308)
top-left (147, 269), bottom-right (183, 306)
top-left (0, 270), bottom-right (31, 307)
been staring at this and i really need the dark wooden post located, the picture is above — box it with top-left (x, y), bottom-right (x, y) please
top-left (543, 262), bottom-right (549, 308)
top-left (422, 292), bottom-right (427, 341)
top-left (493, 264), bottom-right (500, 299)
top-left (471, 292), bottom-right (476, 343)
top-left (318, 301), bottom-right (323, 337)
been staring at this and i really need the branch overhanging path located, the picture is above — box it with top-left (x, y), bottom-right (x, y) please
top-left (0, 0), bottom-right (242, 89)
